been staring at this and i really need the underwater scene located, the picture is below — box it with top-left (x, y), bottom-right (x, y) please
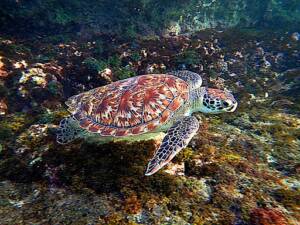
top-left (0, 0), bottom-right (300, 224)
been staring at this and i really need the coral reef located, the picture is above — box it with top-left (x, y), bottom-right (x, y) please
top-left (0, 27), bottom-right (299, 224)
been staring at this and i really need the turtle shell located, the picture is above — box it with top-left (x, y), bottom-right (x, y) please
top-left (66, 74), bottom-right (189, 137)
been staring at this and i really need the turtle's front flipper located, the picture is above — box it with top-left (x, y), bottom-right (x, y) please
top-left (56, 116), bottom-right (83, 144)
top-left (145, 116), bottom-right (200, 176)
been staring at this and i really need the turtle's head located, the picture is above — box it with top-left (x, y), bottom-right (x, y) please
top-left (198, 88), bottom-right (237, 114)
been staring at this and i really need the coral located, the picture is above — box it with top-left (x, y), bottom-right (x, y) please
top-left (123, 194), bottom-right (142, 214)
top-left (16, 124), bottom-right (54, 150)
top-left (103, 213), bottom-right (128, 225)
top-left (19, 68), bottom-right (47, 87)
top-left (250, 208), bottom-right (289, 225)
top-left (15, 64), bottom-right (63, 106)
top-left (182, 177), bottom-right (212, 202)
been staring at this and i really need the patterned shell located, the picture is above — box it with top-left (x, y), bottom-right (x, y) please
top-left (66, 74), bottom-right (189, 137)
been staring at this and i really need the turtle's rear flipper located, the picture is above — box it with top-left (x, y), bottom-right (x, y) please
top-left (56, 116), bottom-right (82, 144)
top-left (145, 116), bottom-right (200, 176)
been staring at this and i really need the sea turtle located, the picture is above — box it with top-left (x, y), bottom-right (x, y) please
top-left (57, 70), bottom-right (237, 176)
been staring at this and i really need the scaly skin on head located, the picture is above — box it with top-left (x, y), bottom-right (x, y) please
top-left (190, 87), bottom-right (237, 114)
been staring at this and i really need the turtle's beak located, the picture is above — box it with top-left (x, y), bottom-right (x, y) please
top-left (227, 100), bottom-right (238, 112)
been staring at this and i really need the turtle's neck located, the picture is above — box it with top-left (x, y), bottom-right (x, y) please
top-left (189, 87), bottom-right (205, 113)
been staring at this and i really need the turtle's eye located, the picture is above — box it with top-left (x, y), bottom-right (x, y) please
top-left (223, 101), bottom-right (229, 107)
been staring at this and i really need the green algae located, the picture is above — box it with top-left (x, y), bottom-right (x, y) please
top-left (37, 108), bottom-right (69, 124)
top-left (114, 66), bottom-right (136, 80)
top-left (0, 113), bottom-right (33, 140)
top-left (175, 147), bottom-right (194, 162)
top-left (220, 153), bottom-right (243, 162)
top-left (175, 49), bottom-right (201, 67)
top-left (82, 55), bottom-right (136, 80)
top-left (82, 57), bottom-right (106, 73)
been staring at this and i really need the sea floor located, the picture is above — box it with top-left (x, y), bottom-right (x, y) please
top-left (0, 29), bottom-right (299, 224)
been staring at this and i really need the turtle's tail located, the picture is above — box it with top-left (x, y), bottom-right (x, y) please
top-left (56, 116), bottom-right (82, 144)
